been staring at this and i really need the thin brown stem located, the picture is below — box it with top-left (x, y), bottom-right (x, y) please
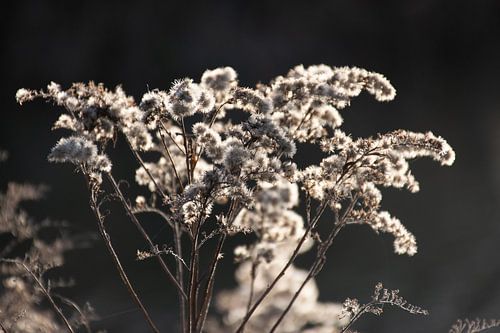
top-left (132, 206), bottom-right (175, 229)
top-left (86, 183), bottom-right (160, 333)
top-left (159, 130), bottom-right (184, 192)
top-left (135, 204), bottom-right (187, 331)
top-left (339, 303), bottom-right (372, 333)
top-left (269, 269), bottom-right (314, 333)
top-left (195, 233), bottom-right (226, 333)
top-left (180, 117), bottom-right (192, 185)
top-left (234, 200), bottom-right (329, 333)
top-left (187, 220), bottom-right (201, 333)
top-left (187, 197), bottom-right (211, 333)
top-left (52, 293), bottom-right (92, 333)
top-left (174, 222), bottom-right (187, 333)
top-left (159, 120), bottom-right (185, 154)
top-left (106, 172), bottom-right (187, 300)
top-left (191, 101), bottom-right (228, 172)
top-left (195, 198), bottom-right (241, 333)
top-left (209, 101), bottom-right (227, 128)
top-left (291, 107), bottom-right (313, 139)
top-left (123, 134), bottom-right (170, 203)
top-left (269, 228), bottom-right (340, 333)
top-left (188, 195), bottom-right (216, 333)
top-left (305, 193), bottom-right (312, 226)
top-left (132, 204), bottom-right (188, 332)
top-left (269, 195), bottom-right (359, 332)
top-left (0, 259), bottom-right (75, 333)
top-left (188, 198), bottom-right (213, 332)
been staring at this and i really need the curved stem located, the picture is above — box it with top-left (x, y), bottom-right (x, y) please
top-left (196, 198), bottom-right (241, 332)
top-left (123, 135), bottom-right (170, 203)
top-left (159, 121), bottom-right (185, 154)
top-left (132, 206), bottom-right (175, 229)
top-left (234, 201), bottom-right (329, 333)
top-left (269, 195), bottom-right (359, 332)
top-left (192, 101), bottom-right (228, 171)
top-left (106, 172), bottom-right (187, 300)
top-left (339, 303), bottom-right (371, 333)
top-left (52, 293), bottom-right (92, 333)
top-left (87, 184), bottom-right (160, 333)
top-left (159, 130), bottom-right (184, 192)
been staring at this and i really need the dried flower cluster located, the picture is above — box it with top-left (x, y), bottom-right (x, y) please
top-left (339, 283), bottom-right (429, 333)
top-left (448, 318), bottom-right (500, 333)
top-left (17, 64), bottom-right (455, 332)
top-left (0, 155), bottom-right (96, 333)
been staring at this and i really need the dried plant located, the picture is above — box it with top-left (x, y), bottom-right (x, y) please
top-left (449, 318), bottom-right (500, 333)
top-left (339, 282), bottom-right (429, 333)
top-left (17, 64), bottom-right (456, 332)
top-left (0, 154), bottom-right (97, 333)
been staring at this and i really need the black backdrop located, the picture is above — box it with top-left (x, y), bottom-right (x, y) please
top-left (1, 1), bottom-right (500, 332)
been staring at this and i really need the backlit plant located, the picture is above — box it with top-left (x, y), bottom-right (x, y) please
top-left (16, 64), bottom-right (457, 333)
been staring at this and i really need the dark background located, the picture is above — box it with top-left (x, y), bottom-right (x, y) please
top-left (1, 1), bottom-right (500, 332)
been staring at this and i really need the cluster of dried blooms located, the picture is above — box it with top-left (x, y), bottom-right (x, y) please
top-left (339, 283), bottom-right (429, 333)
top-left (448, 318), bottom-right (500, 333)
top-left (0, 153), bottom-right (97, 333)
top-left (17, 64), bottom-right (455, 332)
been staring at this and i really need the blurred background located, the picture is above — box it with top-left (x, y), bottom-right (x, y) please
top-left (1, 1), bottom-right (500, 332)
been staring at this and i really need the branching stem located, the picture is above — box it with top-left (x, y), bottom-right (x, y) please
top-left (234, 200), bottom-right (329, 333)
top-left (86, 179), bottom-right (160, 333)
top-left (106, 172), bottom-right (187, 299)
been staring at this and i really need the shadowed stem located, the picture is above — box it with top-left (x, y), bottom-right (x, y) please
top-left (269, 196), bottom-right (359, 332)
top-left (187, 196), bottom-right (213, 333)
top-left (159, 130), bottom-right (184, 192)
top-left (196, 199), bottom-right (241, 333)
top-left (124, 134), bottom-right (187, 331)
top-left (187, 198), bottom-right (211, 333)
top-left (339, 302), bottom-right (374, 333)
top-left (269, 226), bottom-right (342, 332)
top-left (173, 222), bottom-right (187, 333)
top-left (159, 120), bottom-right (185, 154)
top-left (132, 207), bottom-right (174, 229)
top-left (192, 101), bottom-right (228, 172)
top-left (106, 172), bottom-right (187, 299)
top-left (52, 293), bottom-right (92, 333)
top-left (87, 181), bottom-right (160, 333)
top-left (123, 135), bottom-right (170, 203)
top-left (270, 268), bottom-right (315, 333)
top-left (188, 220), bottom-right (201, 333)
top-left (133, 206), bottom-right (187, 332)
top-left (291, 107), bottom-right (313, 138)
top-left (195, 234), bottom-right (226, 333)
top-left (234, 200), bottom-right (329, 333)
top-left (180, 117), bottom-right (192, 184)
